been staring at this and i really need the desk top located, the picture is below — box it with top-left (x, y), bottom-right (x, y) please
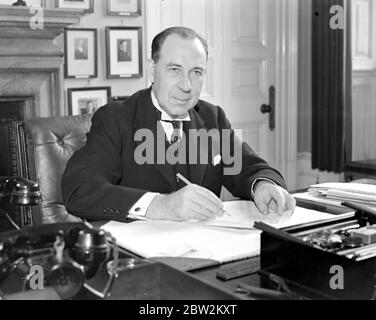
top-left (93, 200), bottom-right (355, 300)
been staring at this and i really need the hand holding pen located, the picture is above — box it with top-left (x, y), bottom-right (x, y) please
top-left (176, 173), bottom-right (231, 217)
top-left (145, 175), bottom-right (227, 221)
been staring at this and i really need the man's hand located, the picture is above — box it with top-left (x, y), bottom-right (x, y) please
top-left (146, 184), bottom-right (224, 221)
top-left (253, 181), bottom-right (296, 217)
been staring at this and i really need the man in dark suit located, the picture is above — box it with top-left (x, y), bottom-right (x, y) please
top-left (74, 39), bottom-right (88, 60)
top-left (62, 27), bottom-right (295, 223)
top-left (117, 40), bottom-right (131, 62)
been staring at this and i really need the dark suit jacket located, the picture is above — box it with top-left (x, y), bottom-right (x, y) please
top-left (118, 50), bottom-right (131, 62)
top-left (62, 88), bottom-right (286, 222)
top-left (75, 49), bottom-right (87, 60)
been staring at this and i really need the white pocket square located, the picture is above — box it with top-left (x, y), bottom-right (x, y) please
top-left (213, 154), bottom-right (222, 166)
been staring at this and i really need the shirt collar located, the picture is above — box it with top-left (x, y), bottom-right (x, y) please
top-left (151, 89), bottom-right (191, 122)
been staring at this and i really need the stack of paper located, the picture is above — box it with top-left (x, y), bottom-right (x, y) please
top-left (309, 182), bottom-right (376, 204)
top-left (293, 191), bottom-right (344, 207)
top-left (102, 201), bottom-right (352, 263)
top-left (103, 220), bottom-right (262, 263)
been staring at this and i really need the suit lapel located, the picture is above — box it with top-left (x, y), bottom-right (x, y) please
top-left (186, 107), bottom-right (208, 186)
top-left (133, 89), bottom-right (177, 190)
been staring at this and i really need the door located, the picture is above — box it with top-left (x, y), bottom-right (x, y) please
top-left (145, 0), bottom-right (298, 188)
top-left (352, 0), bottom-right (376, 161)
top-left (221, 0), bottom-right (277, 168)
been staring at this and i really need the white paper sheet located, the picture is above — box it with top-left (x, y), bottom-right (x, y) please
top-left (310, 182), bottom-right (376, 196)
top-left (306, 182), bottom-right (376, 205)
top-left (325, 189), bottom-right (376, 203)
top-left (293, 192), bottom-right (345, 207)
top-left (103, 219), bottom-right (262, 263)
top-left (187, 201), bottom-right (348, 229)
top-left (102, 203), bottom-right (348, 263)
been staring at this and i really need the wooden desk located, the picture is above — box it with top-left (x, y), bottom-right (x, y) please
top-left (95, 200), bottom-right (353, 300)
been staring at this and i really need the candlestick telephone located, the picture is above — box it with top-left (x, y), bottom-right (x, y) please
top-left (0, 223), bottom-right (116, 300)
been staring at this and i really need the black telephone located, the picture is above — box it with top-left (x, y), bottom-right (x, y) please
top-left (0, 177), bottom-right (41, 206)
top-left (0, 176), bottom-right (42, 231)
top-left (0, 223), bottom-right (115, 300)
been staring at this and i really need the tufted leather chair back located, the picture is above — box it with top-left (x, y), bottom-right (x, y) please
top-left (24, 114), bottom-right (93, 225)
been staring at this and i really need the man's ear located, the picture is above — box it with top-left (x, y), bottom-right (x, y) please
top-left (147, 59), bottom-right (155, 84)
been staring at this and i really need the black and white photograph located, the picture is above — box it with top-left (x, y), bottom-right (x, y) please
top-left (1, 0), bottom-right (376, 305)
top-left (117, 38), bottom-right (132, 62)
top-left (55, 0), bottom-right (94, 13)
top-left (64, 28), bottom-right (98, 78)
top-left (67, 87), bottom-right (111, 115)
top-left (107, 0), bottom-right (141, 16)
top-left (106, 26), bottom-right (142, 78)
top-left (74, 38), bottom-right (88, 60)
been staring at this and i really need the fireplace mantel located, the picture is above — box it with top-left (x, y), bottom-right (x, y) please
top-left (0, 6), bottom-right (86, 117)
top-left (0, 6), bottom-right (83, 38)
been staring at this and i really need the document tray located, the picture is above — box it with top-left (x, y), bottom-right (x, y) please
top-left (255, 212), bottom-right (376, 300)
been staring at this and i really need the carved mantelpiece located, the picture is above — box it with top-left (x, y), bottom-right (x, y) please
top-left (0, 6), bottom-right (83, 38)
top-left (0, 6), bottom-right (84, 117)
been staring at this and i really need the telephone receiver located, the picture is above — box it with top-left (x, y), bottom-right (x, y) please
top-left (0, 176), bottom-right (41, 206)
top-left (0, 223), bottom-right (112, 300)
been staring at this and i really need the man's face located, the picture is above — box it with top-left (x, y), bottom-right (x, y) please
top-left (120, 41), bottom-right (127, 52)
top-left (87, 101), bottom-right (95, 112)
top-left (149, 34), bottom-right (207, 119)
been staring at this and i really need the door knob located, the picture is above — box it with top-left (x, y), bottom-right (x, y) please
top-left (260, 86), bottom-right (275, 131)
top-left (261, 104), bottom-right (272, 113)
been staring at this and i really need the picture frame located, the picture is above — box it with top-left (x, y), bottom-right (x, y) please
top-left (64, 28), bottom-right (98, 79)
top-left (105, 26), bottom-right (143, 79)
top-left (55, 0), bottom-right (94, 13)
top-left (107, 0), bottom-right (141, 16)
top-left (68, 87), bottom-right (112, 116)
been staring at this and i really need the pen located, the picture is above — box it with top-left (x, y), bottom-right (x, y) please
top-left (176, 173), bottom-right (231, 216)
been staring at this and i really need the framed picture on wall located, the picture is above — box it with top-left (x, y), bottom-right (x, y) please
top-left (68, 87), bottom-right (112, 115)
top-left (107, 0), bottom-right (141, 16)
top-left (64, 28), bottom-right (98, 79)
top-left (56, 0), bottom-right (94, 13)
top-left (105, 26), bottom-right (143, 79)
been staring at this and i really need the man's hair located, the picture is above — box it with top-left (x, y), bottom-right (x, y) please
top-left (151, 27), bottom-right (208, 63)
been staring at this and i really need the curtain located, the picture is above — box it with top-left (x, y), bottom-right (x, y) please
top-left (311, 0), bottom-right (352, 173)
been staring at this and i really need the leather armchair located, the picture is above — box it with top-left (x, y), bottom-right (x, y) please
top-left (9, 114), bottom-right (93, 225)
